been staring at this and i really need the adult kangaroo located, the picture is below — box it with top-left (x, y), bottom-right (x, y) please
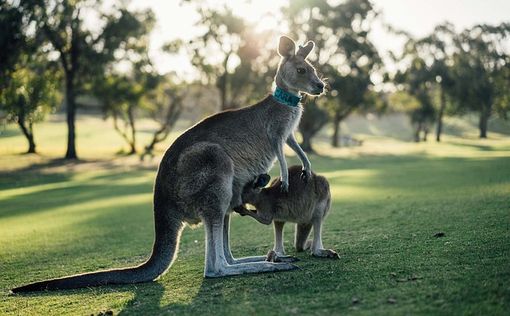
top-left (11, 35), bottom-right (325, 293)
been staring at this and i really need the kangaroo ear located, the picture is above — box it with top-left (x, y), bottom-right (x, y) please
top-left (253, 174), bottom-right (271, 188)
top-left (297, 41), bottom-right (315, 58)
top-left (278, 36), bottom-right (296, 57)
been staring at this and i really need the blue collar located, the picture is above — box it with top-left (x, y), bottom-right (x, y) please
top-left (273, 86), bottom-right (301, 107)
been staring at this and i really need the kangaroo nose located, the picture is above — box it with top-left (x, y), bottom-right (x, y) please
top-left (316, 82), bottom-right (324, 90)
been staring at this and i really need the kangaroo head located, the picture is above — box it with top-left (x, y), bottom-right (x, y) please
top-left (241, 174), bottom-right (271, 204)
top-left (274, 36), bottom-right (325, 96)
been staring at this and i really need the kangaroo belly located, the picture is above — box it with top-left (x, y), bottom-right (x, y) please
top-left (272, 202), bottom-right (316, 224)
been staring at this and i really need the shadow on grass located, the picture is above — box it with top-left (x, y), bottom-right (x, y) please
top-left (0, 176), bottom-right (154, 219)
top-left (0, 159), bottom-right (73, 190)
top-left (3, 153), bottom-right (510, 221)
top-left (446, 141), bottom-right (500, 152)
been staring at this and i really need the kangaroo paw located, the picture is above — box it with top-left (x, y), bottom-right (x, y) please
top-left (266, 250), bottom-right (300, 263)
top-left (312, 249), bottom-right (340, 259)
top-left (274, 255), bottom-right (300, 263)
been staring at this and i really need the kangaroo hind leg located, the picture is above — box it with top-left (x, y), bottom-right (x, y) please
top-left (310, 218), bottom-right (340, 259)
top-left (295, 223), bottom-right (312, 252)
top-left (223, 214), bottom-right (267, 264)
top-left (182, 143), bottom-right (297, 276)
top-left (204, 212), bottom-right (298, 277)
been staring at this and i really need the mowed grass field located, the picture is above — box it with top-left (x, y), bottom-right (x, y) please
top-left (0, 115), bottom-right (509, 315)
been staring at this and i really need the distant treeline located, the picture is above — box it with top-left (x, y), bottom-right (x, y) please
top-left (1, 0), bottom-right (509, 157)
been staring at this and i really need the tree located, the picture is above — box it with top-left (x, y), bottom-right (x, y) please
top-left (0, 1), bottom-right (29, 89)
top-left (493, 61), bottom-right (510, 120)
top-left (450, 23), bottom-right (510, 138)
top-left (96, 67), bottom-right (159, 155)
top-left (93, 8), bottom-right (157, 155)
top-left (140, 78), bottom-right (187, 161)
top-left (298, 98), bottom-right (329, 153)
top-left (284, 0), bottom-right (382, 148)
top-left (414, 23), bottom-right (456, 142)
top-left (172, 2), bottom-right (276, 110)
top-left (0, 53), bottom-right (60, 153)
top-left (0, 1), bottom-right (60, 153)
top-left (25, 0), bottom-right (155, 159)
top-left (394, 55), bottom-right (436, 142)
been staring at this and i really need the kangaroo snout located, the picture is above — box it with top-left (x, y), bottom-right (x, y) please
top-left (313, 81), bottom-right (325, 95)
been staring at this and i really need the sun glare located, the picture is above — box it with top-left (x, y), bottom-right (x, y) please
top-left (129, 0), bottom-right (289, 76)
top-left (225, 0), bottom-right (288, 31)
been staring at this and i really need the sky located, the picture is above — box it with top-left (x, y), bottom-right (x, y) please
top-left (129, 0), bottom-right (510, 76)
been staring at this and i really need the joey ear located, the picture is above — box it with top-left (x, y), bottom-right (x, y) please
top-left (297, 41), bottom-right (315, 58)
top-left (278, 36), bottom-right (296, 57)
top-left (253, 174), bottom-right (271, 188)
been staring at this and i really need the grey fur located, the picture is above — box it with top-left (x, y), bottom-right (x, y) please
top-left (236, 166), bottom-right (340, 259)
top-left (10, 36), bottom-right (324, 293)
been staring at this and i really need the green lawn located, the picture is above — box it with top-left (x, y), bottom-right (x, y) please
top-left (0, 116), bottom-right (509, 315)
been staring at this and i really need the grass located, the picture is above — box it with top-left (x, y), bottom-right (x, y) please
top-left (0, 115), bottom-right (509, 315)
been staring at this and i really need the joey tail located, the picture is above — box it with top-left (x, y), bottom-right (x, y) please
top-left (11, 202), bottom-right (183, 293)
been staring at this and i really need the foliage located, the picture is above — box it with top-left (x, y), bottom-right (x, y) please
top-left (96, 69), bottom-right (160, 155)
top-left (0, 1), bottom-right (31, 89)
top-left (14, 0), bottom-right (157, 158)
top-left (298, 97), bottom-right (329, 153)
top-left (285, 0), bottom-right (383, 147)
top-left (0, 51), bottom-right (61, 153)
top-left (449, 23), bottom-right (510, 138)
top-left (493, 62), bottom-right (510, 120)
top-left (413, 23), bottom-right (457, 142)
top-left (394, 56), bottom-right (436, 142)
top-left (140, 76), bottom-right (187, 160)
top-left (169, 2), bottom-right (276, 110)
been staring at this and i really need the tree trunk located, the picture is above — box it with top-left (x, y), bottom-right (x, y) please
top-left (479, 105), bottom-right (490, 139)
top-left (300, 131), bottom-right (314, 153)
top-left (64, 71), bottom-right (78, 159)
top-left (127, 105), bottom-right (137, 155)
top-left (414, 122), bottom-right (422, 142)
top-left (298, 100), bottom-right (328, 153)
top-left (17, 113), bottom-right (36, 154)
top-left (435, 88), bottom-right (446, 142)
top-left (26, 136), bottom-right (36, 154)
top-left (141, 98), bottom-right (184, 161)
top-left (27, 122), bottom-right (36, 153)
top-left (332, 113), bottom-right (341, 148)
top-left (218, 54), bottom-right (230, 110)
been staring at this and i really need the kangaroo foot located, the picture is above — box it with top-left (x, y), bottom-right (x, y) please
top-left (205, 261), bottom-right (298, 278)
top-left (265, 250), bottom-right (300, 263)
top-left (312, 249), bottom-right (340, 259)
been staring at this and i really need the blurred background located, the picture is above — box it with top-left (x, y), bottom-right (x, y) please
top-left (1, 0), bottom-right (509, 162)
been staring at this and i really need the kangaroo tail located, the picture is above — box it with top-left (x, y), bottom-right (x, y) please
top-left (11, 204), bottom-right (183, 293)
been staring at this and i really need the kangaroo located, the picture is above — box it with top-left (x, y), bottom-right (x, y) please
top-left (11, 36), bottom-right (325, 293)
top-left (235, 165), bottom-right (339, 260)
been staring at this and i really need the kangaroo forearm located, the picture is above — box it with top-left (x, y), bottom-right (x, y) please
top-left (287, 134), bottom-right (311, 170)
top-left (274, 141), bottom-right (289, 182)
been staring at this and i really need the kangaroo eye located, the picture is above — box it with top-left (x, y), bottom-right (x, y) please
top-left (297, 67), bottom-right (306, 74)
